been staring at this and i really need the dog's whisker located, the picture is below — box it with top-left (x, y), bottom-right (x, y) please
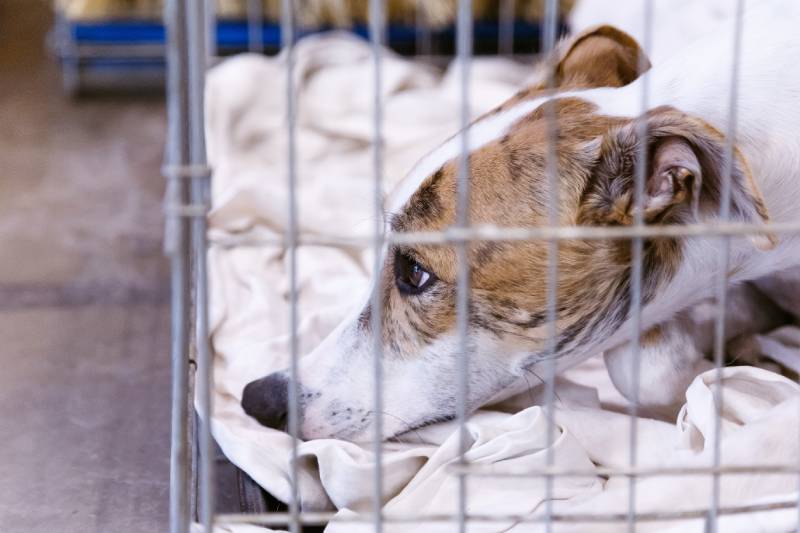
top-left (519, 369), bottom-right (538, 407)
top-left (366, 410), bottom-right (427, 445)
top-left (523, 366), bottom-right (565, 408)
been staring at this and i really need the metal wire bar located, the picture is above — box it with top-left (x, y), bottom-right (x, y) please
top-left (55, 12), bottom-right (81, 95)
top-left (207, 220), bottom-right (798, 249)
top-left (247, 0), bottom-right (265, 53)
top-left (189, 390), bottom-right (199, 527)
top-left (281, 0), bottom-right (302, 531)
top-left (204, 0), bottom-right (217, 66)
top-left (164, 1), bottom-right (193, 532)
top-left (368, 0), bottom-right (385, 531)
top-left (540, 1), bottom-right (559, 531)
top-left (415, 0), bottom-right (432, 56)
top-left (498, 0), bottom-right (516, 55)
top-left (455, 1), bottom-right (473, 531)
top-left (215, 500), bottom-right (800, 526)
top-left (447, 463), bottom-right (800, 478)
top-left (187, 0), bottom-right (214, 529)
top-left (162, 164), bottom-right (212, 179)
top-left (169, 264), bottom-right (192, 533)
top-left (708, 2), bottom-right (745, 531)
top-left (627, 2), bottom-right (653, 531)
top-left (165, 204), bottom-right (212, 218)
top-left (164, 0), bottom-right (191, 533)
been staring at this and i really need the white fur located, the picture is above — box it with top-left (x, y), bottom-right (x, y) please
top-left (569, 0), bottom-right (748, 65)
top-left (604, 319), bottom-right (710, 415)
top-left (387, 97), bottom-right (548, 214)
top-left (603, 281), bottom-right (788, 415)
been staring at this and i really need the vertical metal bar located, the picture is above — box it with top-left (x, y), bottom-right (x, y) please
top-left (204, 0), bottom-right (217, 65)
top-left (56, 12), bottom-right (81, 96)
top-left (281, 0), bottom-right (301, 531)
top-left (187, 0), bottom-right (214, 530)
top-left (188, 404), bottom-right (198, 523)
top-left (368, 1), bottom-right (386, 532)
top-left (165, 1), bottom-right (192, 532)
top-left (455, 0), bottom-right (472, 531)
top-left (541, 1), bottom-right (559, 532)
top-left (415, 0), bottom-right (432, 57)
top-left (627, 2), bottom-right (653, 532)
top-left (498, 0), bottom-right (516, 56)
top-left (248, 0), bottom-right (265, 53)
top-left (708, 1), bottom-right (745, 531)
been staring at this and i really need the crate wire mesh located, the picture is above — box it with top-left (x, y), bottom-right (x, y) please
top-left (161, 0), bottom-right (800, 532)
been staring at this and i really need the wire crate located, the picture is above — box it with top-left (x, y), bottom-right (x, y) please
top-left (161, 0), bottom-right (800, 532)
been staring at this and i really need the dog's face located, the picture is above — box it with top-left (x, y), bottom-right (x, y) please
top-left (242, 26), bottom-right (774, 441)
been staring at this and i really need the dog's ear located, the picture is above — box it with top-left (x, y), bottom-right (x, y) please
top-left (578, 107), bottom-right (777, 250)
top-left (556, 25), bottom-right (651, 89)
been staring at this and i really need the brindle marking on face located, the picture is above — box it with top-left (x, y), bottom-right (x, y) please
top-left (358, 252), bottom-right (457, 356)
top-left (346, 25), bottom-right (678, 420)
top-left (379, 95), bottom-right (687, 365)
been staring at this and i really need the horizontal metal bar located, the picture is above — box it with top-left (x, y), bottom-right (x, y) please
top-left (162, 164), bottom-right (213, 179)
top-left (446, 463), bottom-right (800, 478)
top-left (71, 44), bottom-right (166, 58)
top-left (215, 500), bottom-right (799, 526)
top-left (208, 220), bottom-right (800, 250)
top-left (163, 204), bottom-right (210, 217)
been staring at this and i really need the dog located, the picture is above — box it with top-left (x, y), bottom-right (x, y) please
top-left (242, 3), bottom-right (800, 441)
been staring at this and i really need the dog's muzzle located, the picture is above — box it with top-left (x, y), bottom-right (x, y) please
top-left (241, 372), bottom-right (289, 431)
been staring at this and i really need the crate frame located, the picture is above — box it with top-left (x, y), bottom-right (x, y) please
top-left (161, 1), bottom-right (800, 532)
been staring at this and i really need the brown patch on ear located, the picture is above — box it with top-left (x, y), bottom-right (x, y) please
top-left (556, 25), bottom-right (651, 89)
top-left (485, 26), bottom-right (651, 117)
top-left (641, 325), bottom-right (663, 346)
top-left (578, 107), bottom-right (777, 250)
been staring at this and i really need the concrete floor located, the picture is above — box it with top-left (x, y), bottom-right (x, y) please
top-left (0, 2), bottom-right (171, 531)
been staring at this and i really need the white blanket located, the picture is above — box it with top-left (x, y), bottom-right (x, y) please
top-left (203, 34), bottom-right (800, 532)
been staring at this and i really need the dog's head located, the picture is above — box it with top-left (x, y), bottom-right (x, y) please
top-left (242, 26), bottom-right (774, 440)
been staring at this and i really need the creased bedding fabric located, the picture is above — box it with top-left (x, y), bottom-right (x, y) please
top-left (203, 33), bottom-right (800, 532)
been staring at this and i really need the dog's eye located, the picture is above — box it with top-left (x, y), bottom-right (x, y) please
top-left (394, 252), bottom-right (435, 295)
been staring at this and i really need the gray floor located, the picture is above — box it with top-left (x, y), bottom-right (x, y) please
top-left (0, 2), bottom-right (171, 531)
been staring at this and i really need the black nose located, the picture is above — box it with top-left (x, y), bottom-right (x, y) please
top-left (241, 373), bottom-right (289, 430)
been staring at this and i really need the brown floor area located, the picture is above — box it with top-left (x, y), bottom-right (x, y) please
top-left (0, 2), bottom-right (171, 532)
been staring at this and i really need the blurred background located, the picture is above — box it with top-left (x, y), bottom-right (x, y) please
top-left (0, 2), bottom-right (170, 532)
top-left (1, 1), bottom-right (173, 533)
top-left (0, 1), bottom-right (572, 531)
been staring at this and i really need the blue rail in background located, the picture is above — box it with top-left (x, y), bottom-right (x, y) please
top-left (71, 20), bottom-right (165, 43)
top-left (63, 19), bottom-right (549, 50)
top-left (55, 17), bottom-right (564, 92)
